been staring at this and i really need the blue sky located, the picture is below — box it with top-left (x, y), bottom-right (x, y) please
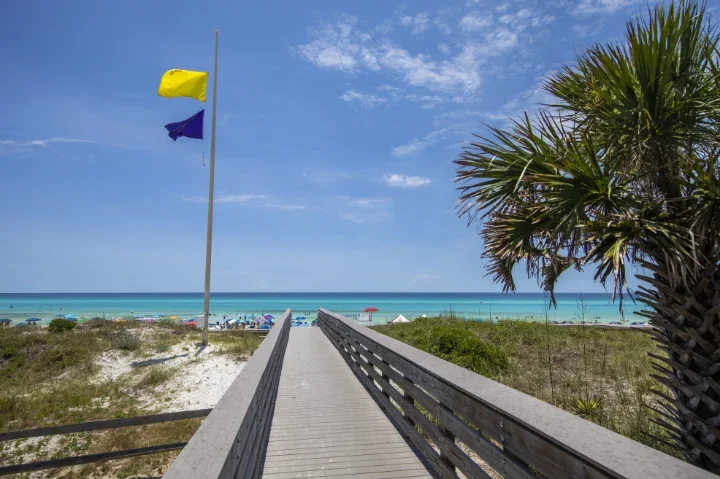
top-left (1, 0), bottom-right (651, 293)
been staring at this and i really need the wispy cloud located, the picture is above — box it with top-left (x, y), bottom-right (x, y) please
top-left (182, 195), bottom-right (307, 212)
top-left (408, 273), bottom-right (440, 288)
top-left (301, 169), bottom-right (352, 184)
top-left (392, 127), bottom-right (450, 157)
top-left (293, 16), bottom-right (484, 97)
top-left (383, 174), bottom-right (432, 188)
top-left (293, 10), bottom-right (556, 106)
top-left (216, 194), bottom-right (267, 204)
top-left (480, 83), bottom-right (554, 122)
top-left (572, 0), bottom-right (641, 16)
top-left (339, 196), bottom-right (391, 224)
top-left (341, 86), bottom-right (445, 110)
top-left (0, 137), bottom-right (94, 147)
top-left (459, 12), bottom-right (492, 32)
top-left (183, 194), bottom-right (267, 203)
top-left (265, 203), bottom-right (308, 210)
top-left (340, 89), bottom-right (388, 109)
top-left (400, 12), bottom-right (430, 34)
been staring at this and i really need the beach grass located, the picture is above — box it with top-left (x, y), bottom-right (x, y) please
top-left (0, 320), bottom-right (263, 477)
top-left (372, 317), bottom-right (679, 459)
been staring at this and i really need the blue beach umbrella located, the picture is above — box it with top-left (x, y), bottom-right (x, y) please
top-left (295, 316), bottom-right (306, 320)
top-left (0, 318), bottom-right (12, 324)
top-left (25, 317), bottom-right (41, 323)
top-left (64, 314), bottom-right (77, 321)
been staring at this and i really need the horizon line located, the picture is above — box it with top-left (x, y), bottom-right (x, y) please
top-left (0, 291), bottom-right (612, 295)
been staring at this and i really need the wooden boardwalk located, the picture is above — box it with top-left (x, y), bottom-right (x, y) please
top-left (263, 328), bottom-right (435, 479)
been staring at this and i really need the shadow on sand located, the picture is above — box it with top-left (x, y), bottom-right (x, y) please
top-left (130, 354), bottom-right (190, 368)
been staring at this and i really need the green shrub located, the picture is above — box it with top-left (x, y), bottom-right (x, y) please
top-left (48, 318), bottom-right (77, 333)
top-left (110, 330), bottom-right (141, 351)
top-left (375, 318), bottom-right (509, 378)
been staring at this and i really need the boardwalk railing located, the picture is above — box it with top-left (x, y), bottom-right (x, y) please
top-left (318, 308), bottom-right (711, 479)
top-left (164, 309), bottom-right (292, 479)
top-left (0, 409), bottom-right (211, 476)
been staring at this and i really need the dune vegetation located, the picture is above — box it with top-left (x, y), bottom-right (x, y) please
top-left (373, 317), bottom-right (678, 459)
top-left (0, 319), bottom-right (263, 478)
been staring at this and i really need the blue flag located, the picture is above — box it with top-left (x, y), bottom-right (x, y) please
top-left (165, 109), bottom-right (204, 141)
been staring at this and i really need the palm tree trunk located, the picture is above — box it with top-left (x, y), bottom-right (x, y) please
top-left (635, 258), bottom-right (720, 472)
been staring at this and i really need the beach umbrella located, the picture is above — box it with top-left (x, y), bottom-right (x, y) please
top-left (295, 316), bottom-right (306, 320)
top-left (169, 315), bottom-right (178, 319)
top-left (248, 314), bottom-right (256, 319)
top-left (363, 307), bottom-right (379, 313)
top-left (264, 315), bottom-right (274, 320)
top-left (65, 314), bottom-right (77, 320)
top-left (25, 317), bottom-right (42, 323)
top-left (0, 318), bottom-right (12, 325)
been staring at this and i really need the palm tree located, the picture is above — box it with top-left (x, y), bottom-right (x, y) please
top-left (455, 0), bottom-right (720, 471)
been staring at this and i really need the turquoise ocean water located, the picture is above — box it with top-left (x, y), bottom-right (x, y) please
top-left (0, 293), bottom-right (632, 325)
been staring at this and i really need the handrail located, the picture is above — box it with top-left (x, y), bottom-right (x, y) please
top-left (0, 409), bottom-right (212, 442)
top-left (164, 309), bottom-right (292, 479)
top-left (318, 308), bottom-right (712, 479)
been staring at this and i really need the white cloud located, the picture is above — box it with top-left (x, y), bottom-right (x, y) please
top-left (295, 19), bottom-right (486, 97)
top-left (496, 4), bottom-right (510, 12)
top-left (408, 273), bottom-right (440, 288)
top-left (340, 89), bottom-right (387, 109)
top-left (400, 13), bottom-right (430, 34)
top-left (350, 198), bottom-right (389, 208)
top-left (478, 83), bottom-right (555, 123)
top-left (460, 12), bottom-right (492, 32)
top-left (216, 194), bottom-right (267, 204)
top-left (572, 0), bottom-right (640, 16)
top-left (377, 42), bottom-right (483, 94)
top-left (0, 137), bottom-right (93, 147)
top-left (293, 16), bottom-right (376, 72)
top-left (339, 214), bottom-right (367, 224)
top-left (339, 197), bottom-right (391, 223)
top-left (383, 174), bottom-right (432, 188)
top-left (264, 204), bottom-right (307, 210)
top-left (392, 127), bottom-right (450, 157)
top-left (479, 29), bottom-right (518, 52)
top-left (434, 18), bottom-right (453, 35)
top-left (573, 24), bottom-right (591, 37)
top-left (301, 169), bottom-right (354, 183)
top-left (294, 13), bottom-right (553, 107)
top-left (184, 194), bottom-right (266, 203)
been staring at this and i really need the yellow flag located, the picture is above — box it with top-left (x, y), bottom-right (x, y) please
top-left (157, 69), bottom-right (208, 102)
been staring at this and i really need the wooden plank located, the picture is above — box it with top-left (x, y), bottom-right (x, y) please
top-left (332, 335), bottom-right (456, 479)
top-left (263, 328), bottom-right (434, 478)
top-left (266, 450), bottom-right (422, 466)
top-left (264, 454), bottom-right (431, 475)
top-left (0, 442), bottom-right (186, 476)
top-left (0, 409), bottom-right (212, 442)
top-left (263, 462), bottom-right (436, 479)
top-left (264, 443), bottom-right (414, 458)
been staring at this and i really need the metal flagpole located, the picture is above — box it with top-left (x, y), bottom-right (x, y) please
top-left (202, 30), bottom-right (219, 347)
